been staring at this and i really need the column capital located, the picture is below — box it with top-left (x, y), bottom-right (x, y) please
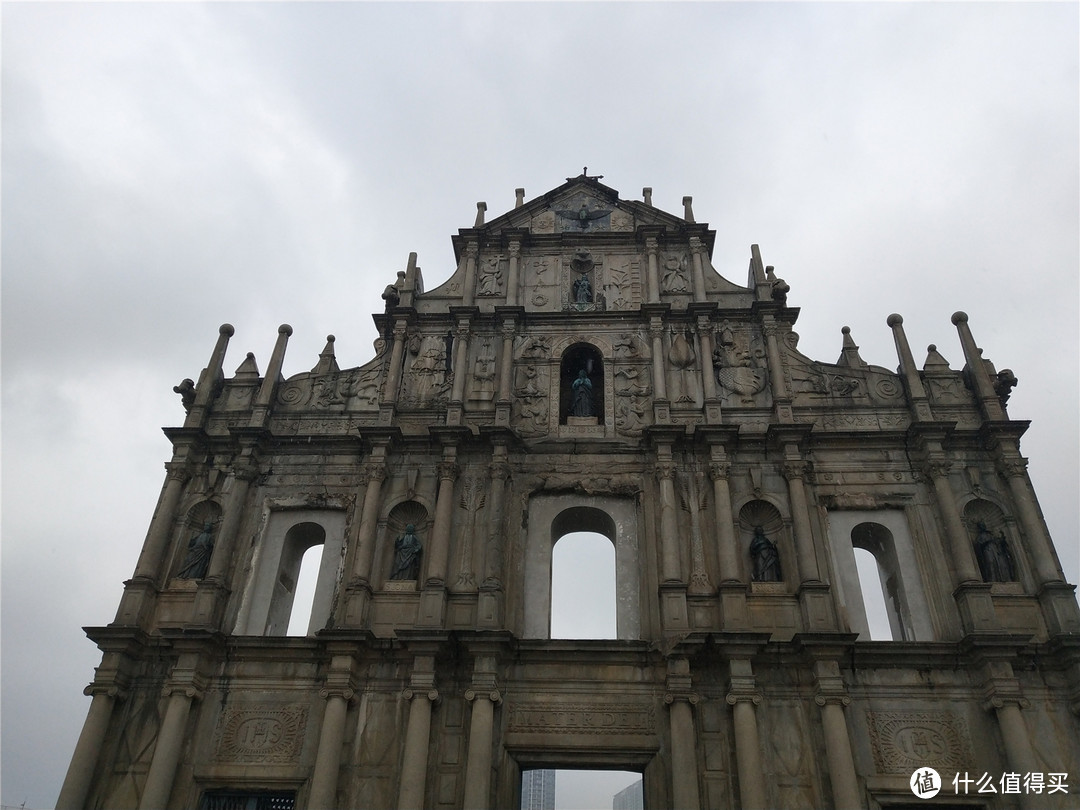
top-left (995, 457), bottom-right (1028, 478)
top-left (982, 694), bottom-right (1030, 712)
top-left (725, 691), bottom-right (762, 706)
top-left (656, 462), bottom-right (677, 482)
top-left (84, 683), bottom-right (127, 700)
top-left (360, 462), bottom-right (388, 485)
top-left (464, 688), bottom-right (503, 704)
top-left (814, 693), bottom-right (851, 708)
top-left (162, 683), bottom-right (204, 701)
top-left (164, 462), bottom-right (192, 483)
top-left (918, 459), bottom-right (952, 481)
top-left (664, 692), bottom-right (701, 706)
top-left (781, 460), bottom-right (811, 481)
top-left (645, 236), bottom-right (659, 254)
top-left (438, 461), bottom-right (460, 481)
top-left (402, 688), bottom-right (440, 703)
top-left (709, 462), bottom-right (731, 481)
top-left (319, 687), bottom-right (355, 702)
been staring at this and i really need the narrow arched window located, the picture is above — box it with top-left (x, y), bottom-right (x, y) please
top-left (851, 522), bottom-right (910, 641)
top-left (550, 531), bottom-right (616, 639)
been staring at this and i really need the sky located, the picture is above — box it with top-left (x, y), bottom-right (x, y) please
top-left (2, 3), bottom-right (1078, 808)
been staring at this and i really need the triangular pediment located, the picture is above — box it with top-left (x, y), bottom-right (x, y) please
top-left (453, 174), bottom-right (697, 258)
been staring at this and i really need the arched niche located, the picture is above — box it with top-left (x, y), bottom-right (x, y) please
top-left (523, 495), bottom-right (640, 640)
top-left (560, 343), bottom-right (604, 424)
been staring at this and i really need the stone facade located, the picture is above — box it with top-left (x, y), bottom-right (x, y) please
top-left (59, 173), bottom-right (1080, 809)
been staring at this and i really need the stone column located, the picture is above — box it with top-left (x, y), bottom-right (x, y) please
top-left (425, 455), bottom-right (459, 586)
top-left (921, 460), bottom-right (981, 584)
top-left (668, 697), bottom-right (701, 810)
top-left (397, 687), bottom-right (438, 810)
top-left (308, 654), bottom-right (355, 809)
top-left (382, 320), bottom-right (409, 407)
top-left (248, 323), bottom-right (292, 428)
top-left (781, 460), bottom-right (820, 582)
top-left (689, 236), bottom-right (707, 303)
top-left (184, 323), bottom-right (234, 429)
top-left (645, 236), bottom-right (660, 303)
top-left (462, 242), bottom-right (479, 307)
top-left (462, 688), bottom-right (501, 809)
top-left (727, 691), bottom-right (767, 809)
top-left (139, 682), bottom-right (201, 810)
top-left (887, 315), bottom-right (934, 421)
top-left (710, 459), bottom-right (739, 581)
top-left (697, 316), bottom-right (717, 402)
top-left (450, 322), bottom-right (471, 406)
top-left (649, 318), bottom-right (669, 425)
top-left (479, 446), bottom-right (509, 628)
top-left (952, 311), bottom-right (1005, 422)
top-left (495, 318), bottom-right (516, 426)
top-left (506, 241), bottom-right (521, 306)
top-left (991, 698), bottom-right (1039, 786)
top-left (816, 695), bottom-right (862, 809)
top-left (56, 687), bottom-right (121, 809)
top-left (997, 458), bottom-right (1062, 585)
top-left (761, 321), bottom-right (789, 405)
top-left (656, 458), bottom-right (682, 584)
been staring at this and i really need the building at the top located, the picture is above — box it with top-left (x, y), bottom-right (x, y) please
top-left (59, 172), bottom-right (1080, 809)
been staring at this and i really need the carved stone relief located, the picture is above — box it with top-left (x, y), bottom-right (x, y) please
top-left (661, 254), bottom-right (690, 294)
top-left (667, 327), bottom-right (699, 405)
top-left (714, 325), bottom-right (767, 406)
top-left (401, 336), bottom-right (450, 408)
top-left (476, 256), bottom-right (504, 296)
top-left (867, 711), bottom-right (972, 774)
top-left (513, 363), bottom-right (549, 437)
top-left (214, 704), bottom-right (308, 763)
top-left (605, 257), bottom-right (640, 311)
top-left (507, 702), bottom-right (655, 735)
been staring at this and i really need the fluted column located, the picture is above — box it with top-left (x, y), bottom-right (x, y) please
top-left (997, 457), bottom-right (1061, 585)
top-left (921, 460), bottom-right (981, 584)
top-left (781, 460), bottom-right (820, 582)
top-left (397, 688), bottom-right (437, 810)
top-left (696, 315), bottom-right (717, 402)
top-left (479, 447), bottom-right (510, 627)
top-left (645, 236), bottom-right (660, 303)
top-left (656, 458), bottom-right (682, 583)
top-left (689, 236), bottom-right (707, 303)
top-left (649, 319), bottom-right (668, 401)
top-left (462, 242), bottom-right (479, 307)
top-left (709, 460), bottom-right (739, 580)
top-left (506, 241), bottom-right (521, 305)
top-left (727, 693), bottom-right (767, 809)
top-left (56, 687), bottom-right (121, 809)
top-left (308, 658), bottom-right (355, 810)
top-left (462, 688), bottom-right (501, 809)
top-left (425, 456), bottom-right (459, 586)
top-left (496, 319), bottom-right (516, 403)
top-left (139, 683), bottom-right (200, 810)
top-left (817, 695), bottom-right (862, 809)
top-left (382, 320), bottom-right (409, 406)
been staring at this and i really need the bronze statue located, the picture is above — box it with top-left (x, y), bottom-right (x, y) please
top-left (750, 525), bottom-right (781, 582)
top-left (570, 369), bottom-right (595, 417)
top-left (390, 524), bottom-right (422, 581)
top-left (975, 521), bottom-right (1015, 582)
top-left (572, 273), bottom-right (592, 304)
top-left (177, 522), bottom-right (214, 579)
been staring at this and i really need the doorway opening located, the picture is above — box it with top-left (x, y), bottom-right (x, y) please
top-left (519, 768), bottom-right (643, 810)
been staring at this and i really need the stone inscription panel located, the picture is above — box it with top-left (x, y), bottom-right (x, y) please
top-left (214, 703), bottom-right (308, 763)
top-left (868, 711), bottom-right (973, 773)
top-left (507, 702), bottom-right (655, 735)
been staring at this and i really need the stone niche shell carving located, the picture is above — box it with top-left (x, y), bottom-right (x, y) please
top-left (214, 703), bottom-right (308, 763)
top-left (867, 711), bottom-right (973, 773)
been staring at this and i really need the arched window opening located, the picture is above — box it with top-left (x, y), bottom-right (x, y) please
top-left (854, 547), bottom-right (892, 640)
top-left (560, 343), bottom-right (604, 424)
top-left (850, 522), bottom-right (910, 641)
top-left (286, 544), bottom-right (324, 636)
top-left (265, 521), bottom-right (326, 636)
top-left (551, 532), bottom-right (616, 639)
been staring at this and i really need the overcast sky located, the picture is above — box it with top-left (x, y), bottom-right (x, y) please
top-left (3, 3), bottom-right (1078, 808)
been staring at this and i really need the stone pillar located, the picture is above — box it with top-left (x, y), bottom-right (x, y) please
top-left (308, 654), bottom-right (356, 809)
top-left (645, 236), bottom-right (661, 303)
top-left (992, 698), bottom-right (1039, 785)
top-left (656, 457), bottom-right (682, 584)
top-left (887, 315), bottom-right (934, 421)
top-left (478, 446), bottom-right (509, 628)
top-left (762, 321), bottom-right (789, 404)
top-left (139, 681), bottom-right (201, 810)
top-left (952, 311), bottom-right (1005, 422)
top-left (462, 242), bottom-right (479, 307)
top-left (697, 315), bottom-right (717, 402)
top-left (729, 696), bottom-right (766, 809)
top-left (450, 322), bottom-right (471, 405)
top-left (710, 459), bottom-right (739, 580)
top-left (382, 320), bottom-right (409, 407)
top-left (249, 323), bottom-right (292, 428)
top-left (506, 241), bottom-right (521, 306)
top-left (419, 452), bottom-right (458, 626)
top-left (496, 319), bottom-right (515, 411)
top-left (462, 688), bottom-right (501, 809)
top-left (56, 687), bottom-right (120, 809)
top-left (781, 459), bottom-right (820, 582)
top-left (816, 695), bottom-right (862, 809)
top-left (997, 457), bottom-right (1062, 585)
top-left (665, 657), bottom-right (700, 810)
top-left (921, 460), bottom-right (982, 584)
top-left (184, 323), bottom-right (234, 429)
top-left (397, 646), bottom-right (440, 810)
top-left (689, 236), bottom-right (707, 303)
top-left (342, 452), bottom-right (388, 626)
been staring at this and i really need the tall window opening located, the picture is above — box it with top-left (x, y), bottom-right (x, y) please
top-left (850, 522), bottom-right (910, 641)
top-left (550, 532), bottom-right (616, 639)
top-left (285, 543), bottom-right (324, 636)
top-left (265, 521), bottom-right (325, 636)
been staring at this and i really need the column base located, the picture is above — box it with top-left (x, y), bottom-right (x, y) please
top-left (660, 582), bottom-right (689, 632)
top-left (418, 585), bottom-right (447, 627)
top-left (717, 581), bottom-right (750, 630)
top-left (798, 581), bottom-right (837, 632)
top-left (955, 581), bottom-right (1000, 633)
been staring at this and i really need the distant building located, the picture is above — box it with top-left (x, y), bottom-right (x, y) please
top-left (58, 172), bottom-right (1080, 809)
top-left (612, 778), bottom-right (643, 810)
top-left (520, 769), bottom-right (555, 810)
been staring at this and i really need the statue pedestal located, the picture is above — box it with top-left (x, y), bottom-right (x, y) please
top-left (567, 416), bottom-right (598, 426)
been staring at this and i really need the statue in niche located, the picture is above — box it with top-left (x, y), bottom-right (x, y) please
top-left (974, 521), bottom-right (1015, 582)
top-left (477, 257), bottom-right (503, 295)
top-left (572, 273), bottom-right (592, 304)
top-left (570, 369), bottom-right (595, 417)
top-left (750, 526), bottom-right (781, 582)
top-left (177, 522), bottom-right (215, 579)
top-left (389, 524), bottom-right (423, 581)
